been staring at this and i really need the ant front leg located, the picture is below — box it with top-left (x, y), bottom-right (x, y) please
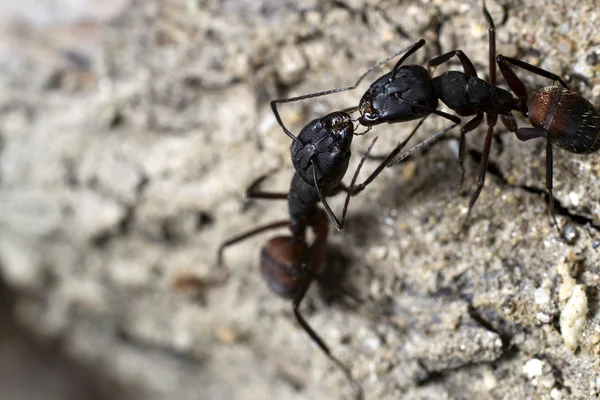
top-left (353, 102), bottom-right (460, 196)
top-left (351, 118), bottom-right (426, 195)
top-left (385, 100), bottom-right (461, 167)
top-left (513, 127), bottom-right (564, 238)
top-left (354, 118), bottom-right (460, 194)
top-left (245, 174), bottom-right (288, 200)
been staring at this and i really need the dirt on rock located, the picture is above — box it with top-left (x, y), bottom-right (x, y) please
top-left (0, 0), bottom-right (599, 399)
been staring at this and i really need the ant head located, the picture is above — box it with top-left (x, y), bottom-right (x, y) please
top-left (260, 236), bottom-right (308, 298)
top-left (322, 112), bottom-right (354, 151)
top-left (359, 65), bottom-right (437, 126)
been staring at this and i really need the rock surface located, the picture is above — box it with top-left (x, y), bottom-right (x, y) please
top-left (0, 0), bottom-right (599, 399)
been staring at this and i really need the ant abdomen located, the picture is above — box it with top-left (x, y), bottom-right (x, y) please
top-left (260, 236), bottom-right (308, 298)
top-left (528, 86), bottom-right (600, 154)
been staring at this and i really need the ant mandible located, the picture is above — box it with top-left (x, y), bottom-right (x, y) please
top-left (217, 138), bottom-right (379, 400)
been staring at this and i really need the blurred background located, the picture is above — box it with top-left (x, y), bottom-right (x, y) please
top-left (0, 0), bottom-right (599, 399)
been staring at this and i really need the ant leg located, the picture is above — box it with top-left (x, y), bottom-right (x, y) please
top-left (217, 220), bottom-right (290, 265)
top-left (351, 118), bottom-right (427, 195)
top-left (462, 2), bottom-right (501, 229)
top-left (514, 127), bottom-right (547, 141)
top-left (545, 137), bottom-right (563, 238)
top-left (498, 55), bottom-right (569, 89)
top-left (298, 265), bottom-right (363, 304)
top-left (500, 112), bottom-right (517, 133)
top-left (339, 136), bottom-right (378, 219)
top-left (427, 50), bottom-right (478, 77)
top-left (496, 55), bottom-right (529, 114)
top-left (378, 98), bottom-right (460, 168)
top-left (463, 115), bottom-right (497, 229)
top-left (312, 137), bottom-right (378, 231)
top-left (513, 127), bottom-right (564, 237)
top-left (292, 285), bottom-right (363, 400)
top-left (246, 174), bottom-right (288, 200)
top-left (458, 113), bottom-right (484, 188)
top-left (390, 39), bottom-right (426, 76)
top-left (482, 0), bottom-right (497, 87)
top-left (385, 121), bottom-right (460, 167)
top-left (272, 40), bottom-right (427, 144)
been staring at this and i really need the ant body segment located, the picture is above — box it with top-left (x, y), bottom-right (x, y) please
top-left (267, 2), bottom-right (598, 236)
top-left (217, 138), bottom-right (379, 400)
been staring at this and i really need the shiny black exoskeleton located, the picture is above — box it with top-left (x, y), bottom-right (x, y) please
top-left (355, 33), bottom-right (520, 198)
top-left (489, 53), bottom-right (600, 235)
top-left (432, 71), bottom-right (514, 118)
top-left (359, 1), bottom-right (600, 235)
top-left (440, 1), bottom-right (600, 235)
top-left (359, 64), bottom-right (438, 125)
top-left (291, 112), bottom-right (353, 194)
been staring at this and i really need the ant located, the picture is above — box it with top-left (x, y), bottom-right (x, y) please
top-left (217, 137), bottom-right (379, 400)
top-left (270, 41), bottom-right (461, 231)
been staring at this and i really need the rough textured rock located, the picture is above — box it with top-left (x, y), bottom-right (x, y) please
top-left (0, 0), bottom-right (599, 399)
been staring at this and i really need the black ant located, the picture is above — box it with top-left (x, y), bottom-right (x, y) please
top-left (217, 137), bottom-right (379, 400)
top-left (270, 42), bottom-right (461, 230)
